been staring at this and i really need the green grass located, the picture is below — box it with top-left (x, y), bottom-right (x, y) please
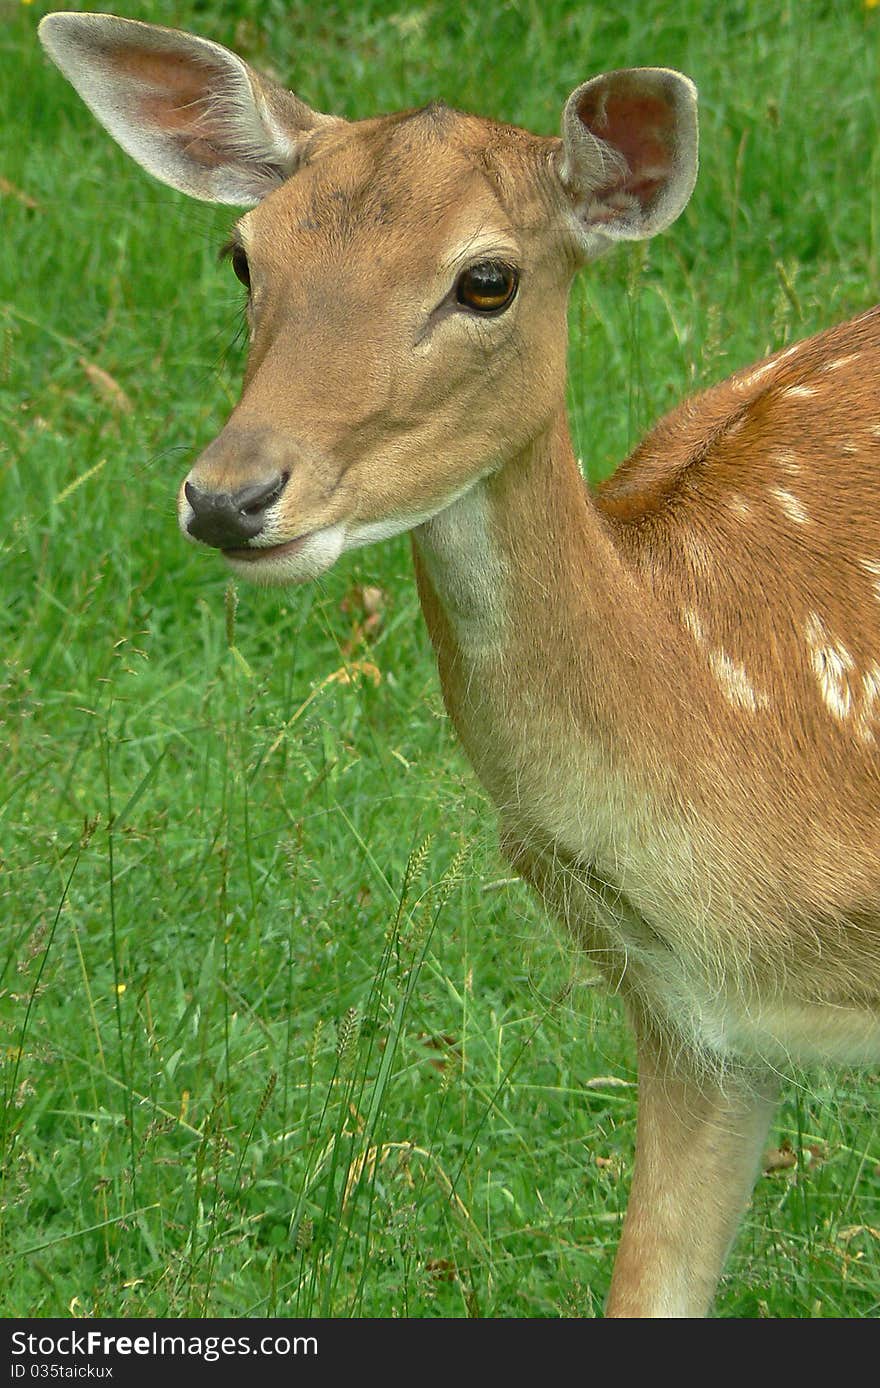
top-left (3, 0), bottom-right (880, 1318)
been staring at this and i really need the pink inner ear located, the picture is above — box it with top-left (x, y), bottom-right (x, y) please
top-left (576, 87), bottom-right (674, 202)
top-left (112, 45), bottom-right (233, 167)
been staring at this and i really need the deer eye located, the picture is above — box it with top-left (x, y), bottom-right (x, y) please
top-left (456, 261), bottom-right (518, 314)
top-left (230, 244), bottom-right (251, 290)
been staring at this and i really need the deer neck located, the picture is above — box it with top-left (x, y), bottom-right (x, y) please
top-left (405, 405), bottom-right (699, 932)
top-left (410, 407), bottom-right (685, 817)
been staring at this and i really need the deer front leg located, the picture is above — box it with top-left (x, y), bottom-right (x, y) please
top-left (606, 1020), bottom-right (778, 1318)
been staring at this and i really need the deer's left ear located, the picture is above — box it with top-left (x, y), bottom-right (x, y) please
top-left (556, 68), bottom-right (698, 257)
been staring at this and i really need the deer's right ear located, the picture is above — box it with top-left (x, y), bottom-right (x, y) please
top-left (38, 12), bottom-right (340, 206)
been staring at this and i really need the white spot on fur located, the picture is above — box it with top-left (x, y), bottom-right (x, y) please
top-left (708, 648), bottom-right (768, 713)
top-left (781, 384), bottom-right (819, 399)
top-left (736, 343), bottom-right (802, 391)
top-left (771, 448), bottom-right (800, 475)
top-left (859, 559), bottom-right (880, 601)
top-left (736, 361), bottom-right (776, 391)
top-left (823, 353), bottom-right (860, 373)
top-left (770, 487), bottom-right (810, 525)
top-left (682, 608), bottom-right (706, 645)
top-left (804, 612), bottom-right (855, 721)
top-left (726, 494), bottom-right (752, 519)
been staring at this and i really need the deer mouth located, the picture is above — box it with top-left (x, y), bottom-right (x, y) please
top-left (219, 522), bottom-right (348, 585)
top-left (221, 533), bottom-right (312, 562)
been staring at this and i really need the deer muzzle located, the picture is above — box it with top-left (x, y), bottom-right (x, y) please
top-left (183, 472), bottom-right (290, 549)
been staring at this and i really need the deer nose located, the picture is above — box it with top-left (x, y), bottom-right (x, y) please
top-left (183, 471), bottom-right (289, 549)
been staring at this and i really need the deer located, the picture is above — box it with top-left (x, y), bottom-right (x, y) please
top-left (38, 11), bottom-right (880, 1318)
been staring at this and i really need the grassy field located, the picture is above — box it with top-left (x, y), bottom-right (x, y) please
top-left (3, 0), bottom-right (880, 1318)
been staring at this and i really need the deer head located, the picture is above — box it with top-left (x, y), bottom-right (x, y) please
top-left (39, 13), bottom-right (697, 586)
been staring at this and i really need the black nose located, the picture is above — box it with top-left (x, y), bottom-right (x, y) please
top-left (183, 472), bottom-right (289, 549)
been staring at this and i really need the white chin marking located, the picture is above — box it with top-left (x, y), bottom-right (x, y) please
top-left (342, 483), bottom-right (482, 553)
top-left (223, 523), bottom-right (347, 586)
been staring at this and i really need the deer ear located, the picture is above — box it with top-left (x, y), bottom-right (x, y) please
top-left (557, 68), bottom-right (698, 256)
top-left (38, 12), bottom-right (340, 206)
